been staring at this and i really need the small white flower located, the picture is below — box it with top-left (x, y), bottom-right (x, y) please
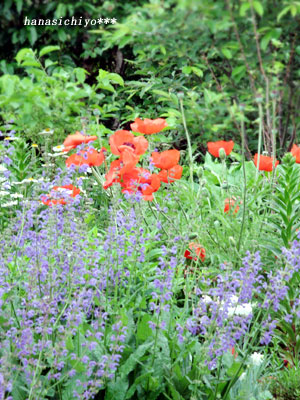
top-left (0, 190), bottom-right (10, 196)
top-left (0, 165), bottom-right (8, 173)
top-left (52, 145), bottom-right (65, 152)
top-left (47, 152), bottom-right (66, 157)
top-left (13, 178), bottom-right (38, 185)
top-left (39, 128), bottom-right (54, 135)
top-left (1, 200), bottom-right (18, 207)
top-left (10, 193), bottom-right (24, 199)
top-left (250, 352), bottom-right (264, 366)
top-left (202, 295), bottom-right (213, 304)
top-left (239, 372), bottom-right (246, 381)
top-left (228, 303), bottom-right (252, 317)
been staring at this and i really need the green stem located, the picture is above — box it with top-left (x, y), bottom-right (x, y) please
top-left (179, 98), bottom-right (194, 188)
top-left (256, 101), bottom-right (263, 180)
top-left (237, 114), bottom-right (247, 252)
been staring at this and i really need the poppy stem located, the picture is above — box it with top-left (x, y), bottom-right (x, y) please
top-left (237, 111), bottom-right (247, 252)
top-left (256, 101), bottom-right (263, 179)
top-left (179, 98), bottom-right (194, 189)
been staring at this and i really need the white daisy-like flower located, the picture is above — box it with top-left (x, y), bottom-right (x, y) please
top-left (52, 145), bottom-right (65, 152)
top-left (38, 128), bottom-right (54, 135)
top-left (47, 152), bottom-right (66, 157)
top-left (10, 193), bottom-right (24, 199)
top-left (0, 190), bottom-right (10, 196)
top-left (13, 177), bottom-right (44, 185)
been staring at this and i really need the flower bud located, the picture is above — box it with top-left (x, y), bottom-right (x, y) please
top-left (189, 233), bottom-right (198, 240)
top-left (197, 166), bottom-right (204, 179)
top-left (93, 109), bottom-right (101, 116)
top-left (282, 152), bottom-right (295, 166)
top-left (218, 147), bottom-right (226, 160)
top-left (177, 91), bottom-right (184, 99)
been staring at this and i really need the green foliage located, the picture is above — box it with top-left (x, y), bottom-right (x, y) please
top-left (269, 367), bottom-right (300, 400)
top-left (0, 48), bottom-right (124, 144)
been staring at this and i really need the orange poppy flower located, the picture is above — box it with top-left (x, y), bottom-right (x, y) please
top-left (224, 198), bottom-right (239, 214)
top-left (109, 130), bottom-right (148, 156)
top-left (130, 118), bottom-right (167, 135)
top-left (41, 184), bottom-right (81, 206)
top-left (254, 154), bottom-right (279, 172)
top-left (63, 132), bottom-right (98, 152)
top-left (121, 168), bottom-right (161, 201)
top-left (291, 144), bottom-right (300, 163)
top-left (158, 164), bottom-right (183, 183)
top-left (103, 160), bottom-right (122, 189)
top-left (207, 140), bottom-right (234, 158)
top-left (119, 147), bottom-right (140, 174)
top-left (66, 148), bottom-right (106, 168)
top-left (184, 242), bottom-right (206, 262)
top-left (151, 149), bottom-right (180, 170)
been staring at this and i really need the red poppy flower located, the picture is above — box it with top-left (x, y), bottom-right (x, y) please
top-left (151, 149), bottom-right (180, 170)
top-left (158, 164), bottom-right (183, 183)
top-left (109, 130), bottom-right (148, 156)
top-left (291, 144), bottom-right (300, 163)
top-left (184, 242), bottom-right (206, 262)
top-left (224, 198), bottom-right (240, 214)
top-left (130, 118), bottom-right (167, 135)
top-left (207, 140), bottom-right (234, 158)
top-left (41, 184), bottom-right (80, 206)
top-left (253, 154), bottom-right (279, 172)
top-left (121, 168), bottom-right (161, 201)
top-left (66, 147), bottom-right (106, 168)
top-left (63, 132), bottom-right (98, 152)
top-left (103, 160), bottom-right (122, 189)
top-left (119, 147), bottom-right (140, 174)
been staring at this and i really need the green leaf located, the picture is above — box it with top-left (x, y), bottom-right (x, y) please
top-left (182, 66), bottom-right (192, 74)
top-left (221, 48), bottom-right (232, 59)
top-left (253, 1), bottom-right (264, 16)
top-left (137, 315), bottom-right (153, 342)
top-left (120, 341), bottom-right (153, 376)
top-left (240, 3), bottom-right (250, 16)
top-left (29, 27), bottom-right (37, 46)
top-left (74, 68), bottom-right (87, 84)
top-left (277, 6), bottom-right (291, 21)
top-left (15, 48), bottom-right (33, 65)
top-left (191, 66), bottom-right (203, 77)
top-left (107, 72), bottom-right (124, 86)
top-left (39, 45), bottom-right (60, 58)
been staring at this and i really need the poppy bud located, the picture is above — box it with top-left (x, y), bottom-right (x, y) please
top-left (282, 152), bottom-right (296, 167)
top-left (219, 148), bottom-right (226, 160)
top-left (255, 96), bottom-right (263, 103)
top-left (177, 91), bottom-right (184, 99)
top-left (197, 166), bottom-right (204, 179)
top-left (189, 233), bottom-right (198, 240)
top-left (239, 103), bottom-right (245, 111)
